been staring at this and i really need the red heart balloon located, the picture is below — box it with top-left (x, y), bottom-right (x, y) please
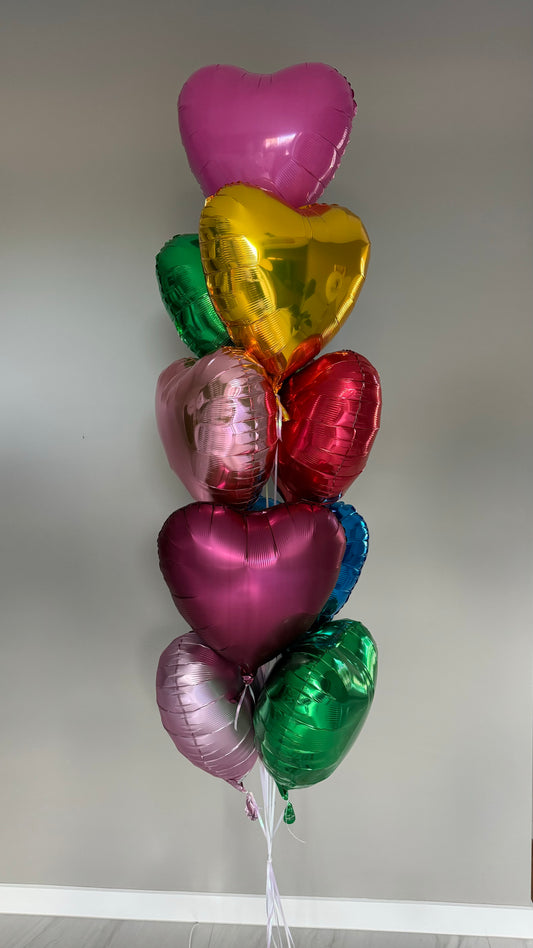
top-left (157, 502), bottom-right (346, 675)
top-left (178, 63), bottom-right (356, 207)
top-left (278, 351), bottom-right (381, 503)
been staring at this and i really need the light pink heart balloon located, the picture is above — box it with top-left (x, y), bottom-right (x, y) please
top-left (157, 502), bottom-right (346, 675)
top-left (178, 63), bottom-right (356, 207)
top-left (156, 348), bottom-right (277, 509)
top-left (156, 632), bottom-right (257, 791)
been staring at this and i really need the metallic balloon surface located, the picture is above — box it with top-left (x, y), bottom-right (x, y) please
top-left (156, 632), bottom-right (257, 790)
top-left (178, 63), bottom-right (356, 207)
top-left (278, 350), bottom-right (381, 503)
top-left (199, 185), bottom-right (370, 386)
top-left (157, 502), bottom-right (346, 674)
top-left (156, 234), bottom-right (231, 357)
top-left (156, 348), bottom-right (277, 509)
top-left (317, 503), bottom-right (369, 623)
top-left (254, 619), bottom-right (377, 791)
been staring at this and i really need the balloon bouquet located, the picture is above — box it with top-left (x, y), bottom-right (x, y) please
top-left (154, 63), bottom-right (382, 944)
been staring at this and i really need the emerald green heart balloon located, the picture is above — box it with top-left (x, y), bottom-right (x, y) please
top-left (156, 234), bottom-right (232, 357)
top-left (254, 619), bottom-right (377, 792)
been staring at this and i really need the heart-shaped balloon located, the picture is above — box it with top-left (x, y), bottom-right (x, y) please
top-left (156, 632), bottom-right (257, 791)
top-left (156, 348), bottom-right (277, 509)
top-left (317, 503), bottom-right (369, 624)
top-left (199, 185), bottom-right (370, 386)
top-left (157, 502), bottom-right (346, 675)
top-left (278, 350), bottom-right (382, 503)
top-left (156, 234), bottom-right (231, 357)
top-left (178, 63), bottom-right (356, 207)
top-left (254, 618), bottom-right (377, 791)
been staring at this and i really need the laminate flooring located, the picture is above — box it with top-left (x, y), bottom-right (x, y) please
top-left (0, 916), bottom-right (531, 948)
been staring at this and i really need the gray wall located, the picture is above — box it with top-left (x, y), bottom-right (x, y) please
top-left (1, 0), bottom-right (532, 907)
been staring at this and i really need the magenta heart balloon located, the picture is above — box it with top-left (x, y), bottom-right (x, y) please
top-left (178, 63), bottom-right (356, 207)
top-left (157, 502), bottom-right (346, 675)
top-left (156, 632), bottom-right (257, 791)
top-left (156, 348), bottom-right (277, 509)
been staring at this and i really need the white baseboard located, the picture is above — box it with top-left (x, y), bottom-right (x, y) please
top-left (0, 886), bottom-right (532, 939)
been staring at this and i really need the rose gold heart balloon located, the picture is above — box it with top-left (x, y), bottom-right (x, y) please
top-left (199, 185), bottom-right (370, 387)
top-left (156, 632), bottom-right (257, 791)
top-left (156, 348), bottom-right (277, 509)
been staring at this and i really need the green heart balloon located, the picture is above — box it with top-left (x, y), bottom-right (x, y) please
top-left (156, 234), bottom-right (232, 357)
top-left (254, 619), bottom-right (377, 793)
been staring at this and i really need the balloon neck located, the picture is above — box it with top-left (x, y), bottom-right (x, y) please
top-left (242, 672), bottom-right (254, 686)
top-left (283, 801), bottom-right (296, 825)
top-left (245, 790), bottom-right (260, 821)
top-left (232, 782), bottom-right (259, 821)
top-left (277, 786), bottom-right (296, 824)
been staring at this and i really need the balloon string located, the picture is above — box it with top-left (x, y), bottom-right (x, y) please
top-left (273, 398), bottom-right (283, 504)
top-left (188, 921), bottom-right (199, 948)
top-left (233, 681), bottom-right (253, 731)
top-left (287, 825), bottom-right (306, 844)
top-left (255, 762), bottom-right (294, 948)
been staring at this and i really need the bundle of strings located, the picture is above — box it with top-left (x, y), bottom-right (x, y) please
top-left (256, 762), bottom-right (294, 948)
top-left (236, 416), bottom-right (294, 947)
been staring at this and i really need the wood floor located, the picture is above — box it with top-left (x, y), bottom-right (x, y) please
top-left (0, 916), bottom-right (531, 948)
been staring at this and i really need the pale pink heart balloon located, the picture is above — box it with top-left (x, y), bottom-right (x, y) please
top-left (157, 502), bottom-right (346, 675)
top-left (156, 632), bottom-right (257, 791)
top-left (178, 63), bottom-right (356, 207)
top-left (156, 348), bottom-right (277, 509)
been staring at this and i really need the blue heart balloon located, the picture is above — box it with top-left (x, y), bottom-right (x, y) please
top-left (318, 502), bottom-right (368, 622)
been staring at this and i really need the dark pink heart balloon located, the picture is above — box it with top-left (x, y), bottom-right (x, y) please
top-left (157, 502), bottom-right (346, 675)
top-left (178, 63), bottom-right (356, 207)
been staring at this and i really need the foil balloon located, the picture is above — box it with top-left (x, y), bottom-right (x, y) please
top-left (156, 348), bottom-right (277, 509)
top-left (318, 503), bottom-right (369, 624)
top-left (156, 234), bottom-right (231, 357)
top-left (254, 619), bottom-right (377, 791)
top-left (278, 350), bottom-right (381, 503)
top-left (156, 632), bottom-right (257, 791)
top-left (199, 184), bottom-right (370, 386)
top-left (157, 502), bottom-right (346, 675)
top-left (178, 63), bottom-right (356, 208)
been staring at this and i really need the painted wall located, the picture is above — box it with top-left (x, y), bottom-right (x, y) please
top-left (1, 0), bottom-right (532, 906)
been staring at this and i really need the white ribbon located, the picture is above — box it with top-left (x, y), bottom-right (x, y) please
top-left (233, 680), bottom-right (252, 731)
top-left (273, 398), bottom-right (283, 502)
top-left (255, 761), bottom-right (294, 948)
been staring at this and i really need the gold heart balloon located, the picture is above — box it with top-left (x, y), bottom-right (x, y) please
top-left (199, 184), bottom-right (370, 387)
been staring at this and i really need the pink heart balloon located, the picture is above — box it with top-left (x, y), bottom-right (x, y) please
top-left (178, 63), bottom-right (356, 207)
top-left (156, 632), bottom-right (257, 791)
top-left (156, 348), bottom-right (277, 509)
top-left (157, 502), bottom-right (346, 675)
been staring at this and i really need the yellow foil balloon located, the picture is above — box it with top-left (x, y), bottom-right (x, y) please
top-left (199, 184), bottom-right (370, 386)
